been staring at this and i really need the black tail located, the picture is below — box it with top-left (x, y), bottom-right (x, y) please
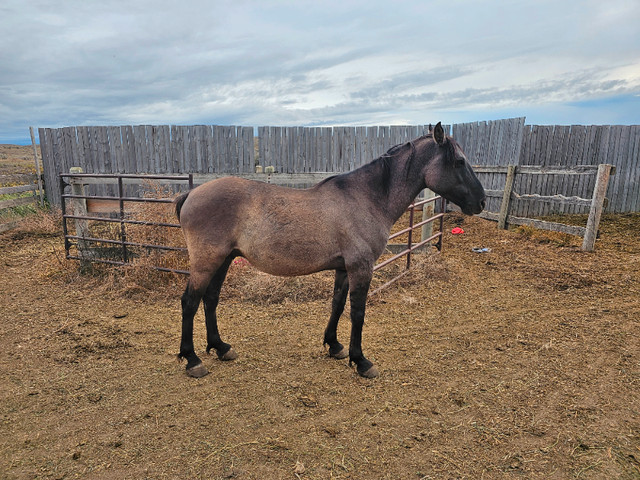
top-left (174, 191), bottom-right (190, 221)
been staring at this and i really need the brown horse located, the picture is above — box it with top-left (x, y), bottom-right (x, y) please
top-left (175, 122), bottom-right (485, 378)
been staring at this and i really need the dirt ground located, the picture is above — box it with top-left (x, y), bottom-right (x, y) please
top-left (1, 148), bottom-right (640, 479)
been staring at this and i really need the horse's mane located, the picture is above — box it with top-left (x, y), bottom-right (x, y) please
top-left (316, 140), bottom-right (417, 190)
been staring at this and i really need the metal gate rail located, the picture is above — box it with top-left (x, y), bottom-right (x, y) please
top-left (60, 172), bottom-right (447, 290)
top-left (370, 196), bottom-right (445, 296)
top-left (60, 172), bottom-right (193, 274)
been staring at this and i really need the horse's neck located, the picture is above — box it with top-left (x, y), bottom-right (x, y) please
top-left (384, 151), bottom-right (428, 223)
top-left (359, 150), bottom-right (427, 224)
top-left (386, 169), bottom-right (426, 223)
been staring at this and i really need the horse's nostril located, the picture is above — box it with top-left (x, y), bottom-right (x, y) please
top-left (480, 198), bottom-right (486, 210)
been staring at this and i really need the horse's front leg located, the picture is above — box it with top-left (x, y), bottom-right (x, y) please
top-left (347, 268), bottom-right (379, 378)
top-left (323, 269), bottom-right (349, 359)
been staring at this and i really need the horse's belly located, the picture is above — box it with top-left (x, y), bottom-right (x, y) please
top-left (238, 237), bottom-right (343, 276)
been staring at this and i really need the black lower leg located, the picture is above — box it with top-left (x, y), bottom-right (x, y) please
top-left (348, 281), bottom-right (375, 375)
top-left (179, 283), bottom-right (203, 370)
top-left (203, 255), bottom-right (235, 359)
top-left (324, 269), bottom-right (349, 357)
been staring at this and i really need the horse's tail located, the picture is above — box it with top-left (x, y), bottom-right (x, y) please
top-left (174, 191), bottom-right (190, 221)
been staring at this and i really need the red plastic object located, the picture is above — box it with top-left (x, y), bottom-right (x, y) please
top-left (451, 227), bottom-right (464, 235)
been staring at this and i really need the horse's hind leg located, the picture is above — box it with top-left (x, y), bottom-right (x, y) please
top-left (323, 269), bottom-right (349, 359)
top-left (203, 254), bottom-right (238, 361)
top-left (178, 254), bottom-right (228, 378)
top-left (179, 280), bottom-right (208, 378)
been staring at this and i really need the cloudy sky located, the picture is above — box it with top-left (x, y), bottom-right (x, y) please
top-left (1, 0), bottom-right (639, 144)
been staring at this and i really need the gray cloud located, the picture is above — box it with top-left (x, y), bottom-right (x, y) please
top-left (1, 0), bottom-right (639, 143)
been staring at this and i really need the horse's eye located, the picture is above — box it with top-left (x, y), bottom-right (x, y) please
top-left (454, 158), bottom-right (465, 168)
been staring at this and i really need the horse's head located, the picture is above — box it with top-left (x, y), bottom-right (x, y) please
top-left (423, 122), bottom-right (486, 215)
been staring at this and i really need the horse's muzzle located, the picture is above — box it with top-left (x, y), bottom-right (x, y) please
top-left (463, 197), bottom-right (486, 215)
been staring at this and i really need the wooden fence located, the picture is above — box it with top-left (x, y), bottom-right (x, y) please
top-left (514, 124), bottom-right (639, 215)
top-left (39, 125), bottom-right (255, 205)
top-left (39, 119), bottom-right (639, 213)
top-left (476, 164), bottom-right (615, 251)
top-left (0, 174), bottom-right (44, 233)
top-left (0, 129), bottom-right (45, 233)
top-left (257, 125), bottom-right (435, 173)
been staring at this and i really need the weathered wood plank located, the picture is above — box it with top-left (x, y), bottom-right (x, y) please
top-left (583, 164), bottom-right (615, 250)
top-left (511, 192), bottom-right (592, 207)
top-left (479, 211), bottom-right (587, 236)
top-left (608, 126), bottom-right (630, 213)
top-left (0, 196), bottom-right (36, 209)
top-left (627, 126), bottom-right (640, 212)
top-left (257, 126), bottom-right (268, 170)
top-left (122, 126), bottom-right (136, 174)
top-left (109, 127), bottom-right (124, 173)
top-left (133, 126), bottom-right (148, 173)
top-left (38, 128), bottom-right (57, 204)
top-left (0, 184), bottom-right (37, 195)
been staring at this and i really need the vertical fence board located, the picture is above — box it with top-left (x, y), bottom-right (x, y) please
top-left (38, 128), bottom-right (57, 205)
top-left (627, 126), bottom-right (640, 212)
top-left (108, 127), bottom-right (123, 173)
top-left (120, 126), bottom-right (133, 174)
top-left (608, 126), bottom-right (626, 213)
top-left (99, 127), bottom-right (112, 173)
top-left (257, 126), bottom-right (268, 170)
top-left (553, 126), bottom-right (570, 214)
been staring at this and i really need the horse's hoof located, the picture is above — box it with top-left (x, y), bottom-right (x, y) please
top-left (329, 346), bottom-right (349, 360)
top-left (186, 362), bottom-right (209, 378)
top-left (219, 348), bottom-right (238, 361)
top-left (358, 365), bottom-right (379, 379)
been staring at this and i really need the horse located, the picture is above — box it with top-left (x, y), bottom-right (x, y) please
top-left (174, 122), bottom-right (486, 379)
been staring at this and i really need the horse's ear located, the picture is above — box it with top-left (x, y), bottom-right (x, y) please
top-left (434, 122), bottom-right (445, 146)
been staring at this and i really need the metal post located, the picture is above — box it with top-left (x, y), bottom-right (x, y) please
top-left (118, 176), bottom-right (128, 263)
top-left (437, 198), bottom-right (446, 252)
top-left (59, 175), bottom-right (70, 257)
top-left (406, 205), bottom-right (414, 269)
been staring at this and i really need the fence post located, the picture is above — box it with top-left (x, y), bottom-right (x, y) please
top-left (406, 205), bottom-right (414, 269)
top-left (421, 189), bottom-right (436, 241)
top-left (69, 167), bottom-right (90, 258)
top-left (29, 126), bottom-right (44, 207)
top-left (498, 165), bottom-right (517, 229)
top-left (582, 164), bottom-right (615, 252)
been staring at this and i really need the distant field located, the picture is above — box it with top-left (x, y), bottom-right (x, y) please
top-left (0, 144), bottom-right (38, 176)
top-left (0, 144), bottom-right (43, 225)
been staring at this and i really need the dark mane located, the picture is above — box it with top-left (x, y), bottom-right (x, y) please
top-left (315, 141), bottom-right (412, 191)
